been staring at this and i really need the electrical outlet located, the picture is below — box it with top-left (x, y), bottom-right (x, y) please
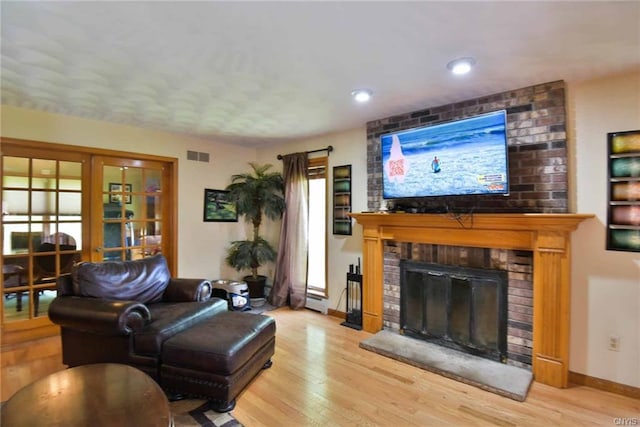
top-left (608, 335), bottom-right (621, 352)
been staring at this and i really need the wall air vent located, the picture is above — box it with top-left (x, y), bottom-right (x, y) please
top-left (187, 151), bottom-right (211, 163)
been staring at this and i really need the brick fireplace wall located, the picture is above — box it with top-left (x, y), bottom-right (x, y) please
top-left (366, 80), bottom-right (568, 213)
top-left (383, 242), bottom-right (534, 370)
top-left (364, 81), bottom-right (568, 370)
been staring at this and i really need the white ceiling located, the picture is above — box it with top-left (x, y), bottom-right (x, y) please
top-left (2, 1), bottom-right (639, 147)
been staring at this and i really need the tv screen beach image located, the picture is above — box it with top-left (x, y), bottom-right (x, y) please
top-left (381, 110), bottom-right (509, 199)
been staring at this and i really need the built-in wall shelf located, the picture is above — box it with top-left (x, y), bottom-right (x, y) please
top-left (333, 165), bottom-right (352, 235)
top-left (606, 130), bottom-right (640, 252)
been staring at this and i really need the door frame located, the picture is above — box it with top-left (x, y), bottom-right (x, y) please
top-left (1, 137), bottom-right (178, 344)
top-left (92, 155), bottom-right (175, 266)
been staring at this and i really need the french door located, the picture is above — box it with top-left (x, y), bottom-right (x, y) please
top-left (1, 139), bottom-right (176, 343)
top-left (1, 149), bottom-right (87, 325)
top-left (92, 156), bottom-right (173, 264)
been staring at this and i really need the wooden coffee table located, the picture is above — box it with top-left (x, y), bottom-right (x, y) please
top-left (1, 363), bottom-right (172, 427)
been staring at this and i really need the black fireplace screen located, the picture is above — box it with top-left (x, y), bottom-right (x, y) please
top-left (400, 261), bottom-right (508, 362)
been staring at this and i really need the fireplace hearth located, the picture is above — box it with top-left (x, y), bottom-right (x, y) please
top-left (400, 261), bottom-right (508, 363)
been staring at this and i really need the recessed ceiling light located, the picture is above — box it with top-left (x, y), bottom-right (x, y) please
top-left (351, 89), bottom-right (372, 103)
top-left (446, 57), bottom-right (476, 75)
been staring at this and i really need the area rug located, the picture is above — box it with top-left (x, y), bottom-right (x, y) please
top-left (170, 399), bottom-right (242, 427)
top-left (360, 330), bottom-right (533, 401)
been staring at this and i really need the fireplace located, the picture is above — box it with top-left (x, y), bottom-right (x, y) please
top-left (350, 212), bottom-right (593, 388)
top-left (400, 261), bottom-right (508, 363)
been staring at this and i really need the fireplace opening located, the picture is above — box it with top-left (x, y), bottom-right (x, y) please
top-left (400, 261), bottom-right (508, 363)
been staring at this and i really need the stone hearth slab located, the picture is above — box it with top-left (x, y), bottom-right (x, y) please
top-left (360, 330), bottom-right (532, 401)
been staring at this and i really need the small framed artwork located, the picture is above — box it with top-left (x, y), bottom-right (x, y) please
top-left (203, 189), bottom-right (238, 222)
top-left (109, 183), bottom-right (132, 204)
top-left (607, 130), bottom-right (640, 252)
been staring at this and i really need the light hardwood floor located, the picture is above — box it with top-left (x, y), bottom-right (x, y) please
top-left (2, 308), bottom-right (638, 425)
top-left (234, 308), bottom-right (639, 427)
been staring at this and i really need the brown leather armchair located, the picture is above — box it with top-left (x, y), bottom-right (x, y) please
top-left (49, 254), bottom-right (221, 378)
top-left (49, 254), bottom-right (275, 412)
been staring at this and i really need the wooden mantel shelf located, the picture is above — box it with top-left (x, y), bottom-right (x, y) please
top-left (350, 212), bottom-right (594, 388)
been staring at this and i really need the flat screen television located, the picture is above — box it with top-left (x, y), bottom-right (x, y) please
top-left (381, 110), bottom-right (509, 199)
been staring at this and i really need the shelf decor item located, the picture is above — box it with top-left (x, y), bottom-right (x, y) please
top-left (333, 164), bottom-right (352, 235)
top-left (607, 129), bottom-right (640, 252)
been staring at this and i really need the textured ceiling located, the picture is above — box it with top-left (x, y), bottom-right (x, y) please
top-left (2, 1), bottom-right (639, 147)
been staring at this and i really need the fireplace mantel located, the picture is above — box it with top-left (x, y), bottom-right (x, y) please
top-left (350, 212), bottom-right (593, 388)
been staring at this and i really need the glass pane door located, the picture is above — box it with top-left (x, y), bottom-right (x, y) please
top-left (96, 158), bottom-right (165, 263)
top-left (2, 156), bottom-right (83, 322)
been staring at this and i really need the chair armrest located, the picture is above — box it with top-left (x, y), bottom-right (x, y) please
top-left (162, 278), bottom-right (212, 302)
top-left (56, 273), bottom-right (75, 296)
top-left (48, 296), bottom-right (151, 335)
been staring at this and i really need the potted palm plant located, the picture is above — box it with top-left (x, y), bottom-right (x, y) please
top-left (225, 162), bottom-right (285, 299)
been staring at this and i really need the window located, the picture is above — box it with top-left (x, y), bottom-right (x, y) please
top-left (307, 157), bottom-right (327, 297)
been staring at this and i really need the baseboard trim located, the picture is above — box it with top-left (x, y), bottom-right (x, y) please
top-left (328, 309), bottom-right (345, 319)
top-left (569, 371), bottom-right (640, 399)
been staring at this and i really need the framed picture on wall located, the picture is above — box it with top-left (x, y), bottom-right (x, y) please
top-left (333, 165), bottom-right (352, 235)
top-left (203, 189), bottom-right (238, 222)
top-left (109, 183), bottom-right (132, 204)
top-left (606, 129), bottom-right (640, 252)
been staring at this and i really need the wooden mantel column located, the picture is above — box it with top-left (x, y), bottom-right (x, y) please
top-left (350, 212), bottom-right (593, 388)
top-left (361, 223), bottom-right (385, 332)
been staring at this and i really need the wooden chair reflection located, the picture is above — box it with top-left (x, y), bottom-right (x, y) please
top-left (3, 264), bottom-right (26, 312)
top-left (33, 234), bottom-right (79, 316)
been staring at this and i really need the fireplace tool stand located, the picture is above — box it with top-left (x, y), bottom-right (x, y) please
top-left (341, 270), bottom-right (363, 330)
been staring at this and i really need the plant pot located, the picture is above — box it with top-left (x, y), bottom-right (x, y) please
top-left (243, 275), bottom-right (267, 299)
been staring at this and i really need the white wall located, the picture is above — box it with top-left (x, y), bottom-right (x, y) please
top-left (568, 69), bottom-right (640, 388)
top-left (0, 105), bottom-right (256, 280)
top-left (256, 128), bottom-right (367, 312)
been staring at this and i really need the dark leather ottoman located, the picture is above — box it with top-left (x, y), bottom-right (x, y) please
top-left (160, 311), bottom-right (275, 412)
